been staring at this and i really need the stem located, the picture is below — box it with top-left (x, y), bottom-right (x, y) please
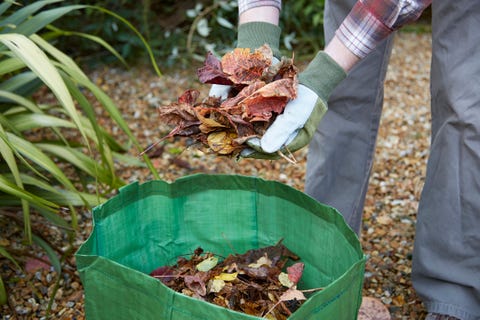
top-left (300, 287), bottom-right (324, 293)
top-left (187, 2), bottom-right (222, 55)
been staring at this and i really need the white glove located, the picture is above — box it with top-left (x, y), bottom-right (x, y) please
top-left (209, 84), bottom-right (232, 101)
top-left (241, 51), bottom-right (347, 159)
top-left (260, 84), bottom-right (318, 153)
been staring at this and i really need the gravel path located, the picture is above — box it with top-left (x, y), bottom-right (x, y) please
top-left (0, 31), bottom-right (432, 319)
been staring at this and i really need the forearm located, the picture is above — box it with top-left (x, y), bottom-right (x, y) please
top-left (238, 0), bottom-right (281, 25)
top-left (324, 35), bottom-right (360, 73)
top-left (239, 6), bottom-right (280, 25)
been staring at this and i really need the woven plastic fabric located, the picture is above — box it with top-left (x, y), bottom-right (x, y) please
top-left (76, 174), bottom-right (365, 319)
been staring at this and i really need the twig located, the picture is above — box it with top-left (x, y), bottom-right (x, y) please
top-left (263, 299), bottom-right (282, 319)
top-left (300, 287), bottom-right (325, 293)
top-left (277, 148), bottom-right (297, 165)
top-left (221, 232), bottom-right (238, 255)
top-left (186, 2), bottom-right (222, 55)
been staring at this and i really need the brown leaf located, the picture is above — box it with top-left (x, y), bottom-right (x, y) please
top-left (156, 44), bottom-right (300, 156)
top-left (178, 89), bottom-right (200, 106)
top-left (158, 89), bottom-right (201, 137)
top-left (263, 55), bottom-right (298, 83)
top-left (184, 274), bottom-right (207, 297)
top-left (150, 241), bottom-right (305, 319)
top-left (224, 78), bottom-right (297, 122)
top-left (195, 107), bottom-right (229, 134)
top-left (221, 47), bottom-right (272, 85)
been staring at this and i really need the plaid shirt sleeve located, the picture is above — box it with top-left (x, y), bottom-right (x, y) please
top-left (238, 0), bottom-right (281, 15)
top-left (337, 0), bottom-right (432, 58)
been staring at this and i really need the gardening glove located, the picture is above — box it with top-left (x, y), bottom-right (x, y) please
top-left (209, 21), bottom-right (281, 100)
top-left (241, 51), bottom-right (346, 159)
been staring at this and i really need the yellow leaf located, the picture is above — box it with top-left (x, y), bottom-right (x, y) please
top-left (196, 256), bottom-right (218, 272)
top-left (207, 131), bottom-right (238, 154)
top-left (278, 272), bottom-right (294, 288)
top-left (207, 279), bottom-right (225, 293)
top-left (214, 272), bottom-right (238, 282)
top-left (248, 255), bottom-right (272, 268)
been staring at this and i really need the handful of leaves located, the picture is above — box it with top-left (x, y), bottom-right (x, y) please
top-left (150, 240), bottom-right (318, 319)
top-left (157, 45), bottom-right (298, 156)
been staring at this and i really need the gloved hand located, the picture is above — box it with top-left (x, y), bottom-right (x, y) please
top-left (242, 51), bottom-right (347, 159)
top-left (209, 21), bottom-right (281, 100)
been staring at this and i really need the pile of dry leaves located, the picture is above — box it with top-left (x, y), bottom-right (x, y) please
top-left (157, 45), bottom-right (298, 156)
top-left (150, 240), bottom-right (318, 319)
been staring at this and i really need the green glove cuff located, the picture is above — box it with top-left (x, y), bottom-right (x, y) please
top-left (237, 22), bottom-right (281, 58)
top-left (298, 51), bottom-right (346, 102)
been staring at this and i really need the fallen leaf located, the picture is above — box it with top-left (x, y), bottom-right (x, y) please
top-left (287, 262), bottom-right (304, 285)
top-left (279, 288), bottom-right (306, 302)
top-left (184, 274), bottom-right (207, 297)
top-left (214, 272), bottom-right (238, 282)
top-left (150, 241), bottom-right (304, 318)
top-left (149, 265), bottom-right (177, 284)
top-left (156, 44), bottom-right (300, 156)
top-left (25, 257), bottom-right (51, 273)
top-left (196, 256), bottom-right (218, 272)
top-left (358, 297), bottom-right (391, 320)
top-left (207, 279), bottom-right (226, 293)
top-left (278, 272), bottom-right (294, 288)
top-left (221, 46), bottom-right (272, 85)
top-left (248, 255), bottom-right (272, 268)
top-left (207, 131), bottom-right (239, 155)
top-left (196, 52), bottom-right (233, 85)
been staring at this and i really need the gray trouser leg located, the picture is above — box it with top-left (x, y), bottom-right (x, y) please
top-left (305, 0), bottom-right (394, 234)
top-left (411, 2), bottom-right (480, 319)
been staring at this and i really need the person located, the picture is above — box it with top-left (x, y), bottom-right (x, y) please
top-left (210, 1), bottom-right (480, 319)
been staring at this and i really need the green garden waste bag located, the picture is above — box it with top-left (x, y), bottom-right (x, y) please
top-left (76, 174), bottom-right (366, 319)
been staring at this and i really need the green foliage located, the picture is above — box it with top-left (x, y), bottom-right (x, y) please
top-left (0, 0), bottom-right (159, 307)
top-left (47, 0), bottom-right (237, 67)
top-left (281, 0), bottom-right (326, 57)
top-left (48, 1), bottom-right (326, 67)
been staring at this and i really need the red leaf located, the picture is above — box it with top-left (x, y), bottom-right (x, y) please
top-left (240, 78), bottom-right (297, 121)
top-left (25, 257), bottom-right (51, 273)
top-left (220, 81), bottom-right (266, 110)
top-left (178, 89), bottom-right (200, 105)
top-left (197, 52), bottom-right (234, 85)
top-left (150, 265), bottom-right (177, 284)
top-left (287, 262), bottom-right (304, 285)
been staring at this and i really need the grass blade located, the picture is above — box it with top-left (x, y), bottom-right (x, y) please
top-left (6, 132), bottom-right (77, 192)
top-left (0, 34), bottom-right (88, 144)
top-left (0, 0), bottom-right (63, 30)
top-left (43, 26), bottom-right (129, 68)
top-left (0, 174), bottom-right (58, 211)
top-left (11, 5), bottom-right (87, 36)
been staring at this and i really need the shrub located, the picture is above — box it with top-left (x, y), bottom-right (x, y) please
top-left (0, 0), bottom-right (158, 307)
